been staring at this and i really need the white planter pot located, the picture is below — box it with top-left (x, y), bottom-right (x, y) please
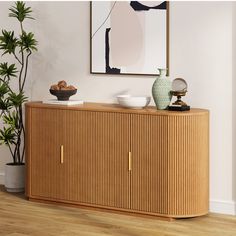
top-left (5, 164), bottom-right (25, 193)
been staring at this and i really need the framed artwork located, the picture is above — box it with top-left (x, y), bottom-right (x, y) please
top-left (90, 1), bottom-right (169, 76)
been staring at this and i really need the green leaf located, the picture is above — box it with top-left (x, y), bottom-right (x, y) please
top-left (19, 31), bottom-right (37, 52)
top-left (9, 1), bottom-right (34, 22)
top-left (0, 97), bottom-right (12, 110)
top-left (8, 92), bottom-right (27, 107)
top-left (0, 30), bottom-right (18, 55)
top-left (0, 62), bottom-right (17, 77)
top-left (0, 82), bottom-right (9, 96)
top-left (0, 126), bottom-right (16, 145)
top-left (3, 111), bottom-right (19, 129)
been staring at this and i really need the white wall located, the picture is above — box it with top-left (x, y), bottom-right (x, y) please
top-left (0, 1), bottom-right (235, 215)
top-left (232, 2), bottom-right (236, 213)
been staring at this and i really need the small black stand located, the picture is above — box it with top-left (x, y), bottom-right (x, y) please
top-left (168, 105), bottom-right (190, 111)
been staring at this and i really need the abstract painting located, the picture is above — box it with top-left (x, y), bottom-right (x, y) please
top-left (90, 1), bottom-right (169, 76)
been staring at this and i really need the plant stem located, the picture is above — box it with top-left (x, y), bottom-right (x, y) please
top-left (7, 143), bottom-right (15, 163)
top-left (19, 22), bottom-right (24, 92)
top-left (15, 22), bottom-right (25, 163)
top-left (14, 127), bottom-right (22, 163)
top-left (20, 22), bottom-right (23, 34)
top-left (13, 52), bottom-right (22, 65)
top-left (17, 106), bottom-right (23, 163)
top-left (19, 53), bottom-right (24, 92)
top-left (21, 125), bottom-right (25, 163)
top-left (22, 51), bottom-right (31, 90)
top-left (13, 139), bottom-right (18, 162)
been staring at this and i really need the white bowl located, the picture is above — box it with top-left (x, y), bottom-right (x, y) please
top-left (117, 95), bottom-right (151, 109)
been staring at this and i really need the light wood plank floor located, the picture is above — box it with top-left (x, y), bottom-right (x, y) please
top-left (0, 186), bottom-right (236, 236)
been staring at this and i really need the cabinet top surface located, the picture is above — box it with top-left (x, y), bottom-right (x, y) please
top-left (25, 102), bottom-right (209, 116)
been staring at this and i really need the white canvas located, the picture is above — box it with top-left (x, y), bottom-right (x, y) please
top-left (91, 1), bottom-right (168, 75)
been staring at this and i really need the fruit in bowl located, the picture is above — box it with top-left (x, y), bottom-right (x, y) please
top-left (50, 81), bottom-right (77, 101)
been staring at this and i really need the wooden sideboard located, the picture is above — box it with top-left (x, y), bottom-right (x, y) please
top-left (25, 102), bottom-right (209, 219)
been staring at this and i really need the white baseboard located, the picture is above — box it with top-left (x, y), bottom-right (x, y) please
top-left (210, 199), bottom-right (236, 215)
top-left (0, 172), bottom-right (4, 185)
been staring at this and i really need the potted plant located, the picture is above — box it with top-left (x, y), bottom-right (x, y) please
top-left (0, 1), bottom-right (37, 192)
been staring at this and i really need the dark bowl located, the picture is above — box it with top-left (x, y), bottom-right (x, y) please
top-left (49, 89), bottom-right (77, 101)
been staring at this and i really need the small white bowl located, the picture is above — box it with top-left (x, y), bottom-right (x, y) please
top-left (117, 95), bottom-right (151, 109)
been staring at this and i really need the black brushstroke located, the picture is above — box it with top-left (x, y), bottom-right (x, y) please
top-left (105, 28), bottom-right (120, 74)
top-left (92, 2), bottom-right (117, 39)
top-left (130, 1), bottom-right (166, 11)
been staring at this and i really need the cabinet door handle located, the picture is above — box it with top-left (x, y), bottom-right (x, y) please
top-left (60, 145), bottom-right (64, 164)
top-left (128, 151), bottom-right (132, 171)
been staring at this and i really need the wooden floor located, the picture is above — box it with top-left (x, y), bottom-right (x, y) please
top-left (0, 186), bottom-right (236, 236)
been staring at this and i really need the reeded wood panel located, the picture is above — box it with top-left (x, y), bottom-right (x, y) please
top-left (28, 107), bottom-right (131, 209)
top-left (167, 113), bottom-right (209, 216)
top-left (130, 112), bottom-right (209, 217)
top-left (130, 114), bottom-right (169, 214)
top-left (30, 108), bottom-right (67, 200)
top-left (61, 110), bottom-right (131, 209)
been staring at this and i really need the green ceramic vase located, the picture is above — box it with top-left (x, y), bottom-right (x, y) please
top-left (152, 68), bottom-right (172, 110)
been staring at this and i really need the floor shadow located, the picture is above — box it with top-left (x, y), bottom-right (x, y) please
top-left (0, 184), bottom-right (27, 200)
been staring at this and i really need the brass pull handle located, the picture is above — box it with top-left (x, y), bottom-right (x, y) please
top-left (60, 145), bottom-right (64, 164)
top-left (128, 151), bottom-right (132, 171)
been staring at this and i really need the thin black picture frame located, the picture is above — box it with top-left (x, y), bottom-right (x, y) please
top-left (90, 1), bottom-right (169, 76)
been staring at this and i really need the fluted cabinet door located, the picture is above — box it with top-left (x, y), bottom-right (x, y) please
top-left (130, 114), bottom-right (169, 214)
top-left (62, 110), bottom-right (131, 209)
top-left (167, 114), bottom-right (209, 216)
top-left (30, 108), bottom-right (67, 200)
top-left (130, 113), bottom-right (209, 217)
